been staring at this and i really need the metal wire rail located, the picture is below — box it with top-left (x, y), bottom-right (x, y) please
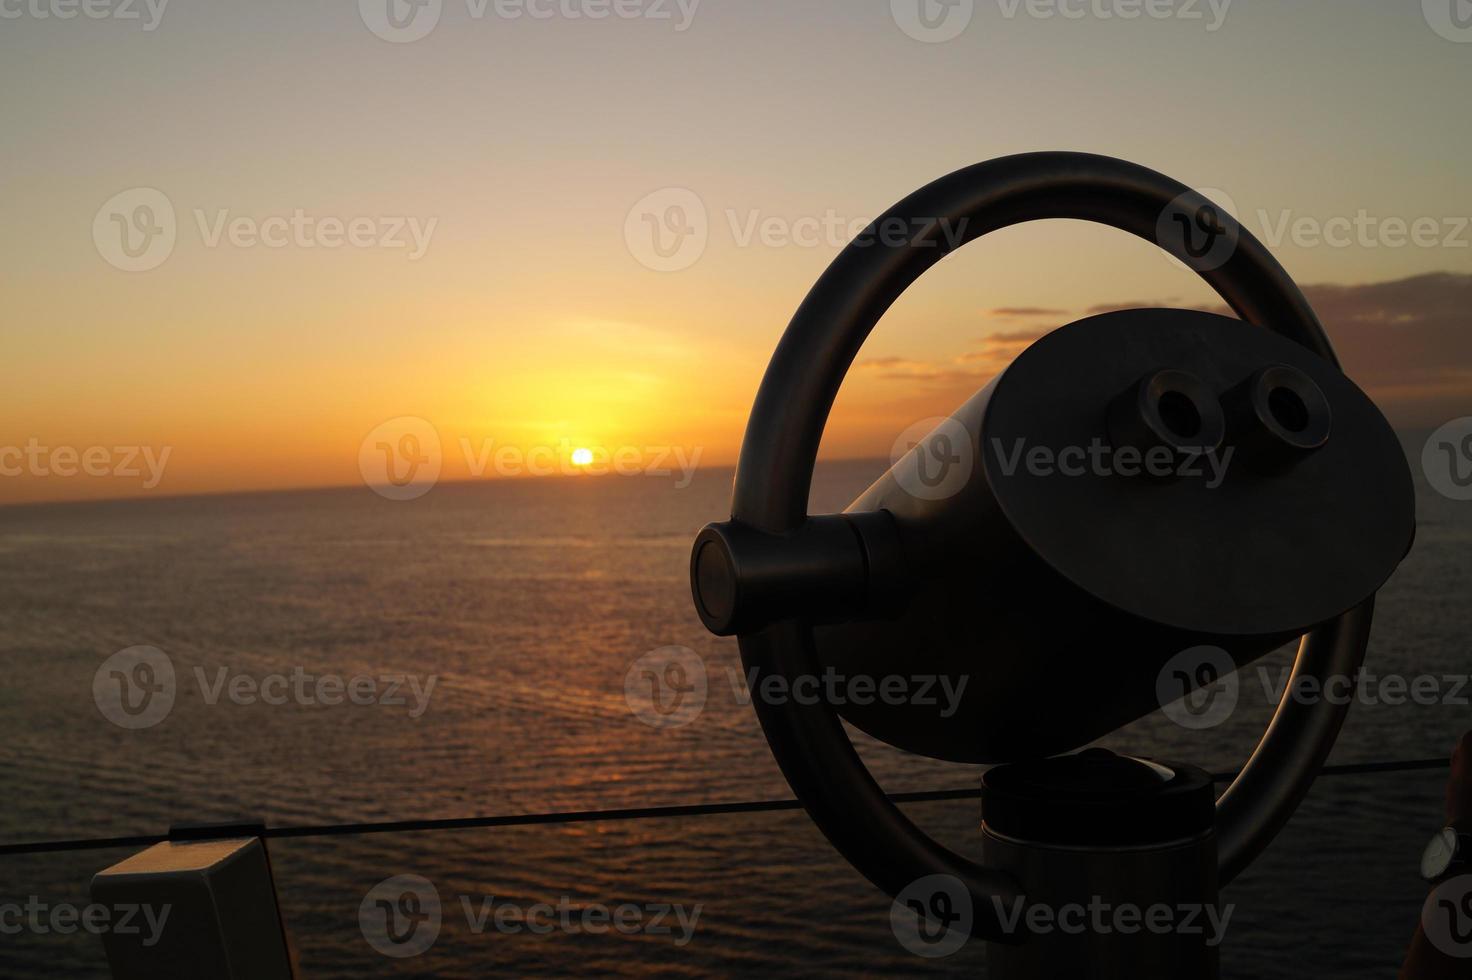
top-left (0, 755), bottom-right (1449, 858)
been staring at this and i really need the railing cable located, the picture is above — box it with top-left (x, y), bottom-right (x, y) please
top-left (0, 755), bottom-right (1450, 858)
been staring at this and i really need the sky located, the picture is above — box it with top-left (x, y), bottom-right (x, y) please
top-left (2, 0), bottom-right (1470, 503)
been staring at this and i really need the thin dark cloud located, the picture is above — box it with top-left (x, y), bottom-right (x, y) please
top-left (1085, 299), bottom-right (1181, 315)
top-left (987, 329), bottom-right (1051, 344)
top-left (988, 306), bottom-right (1069, 318)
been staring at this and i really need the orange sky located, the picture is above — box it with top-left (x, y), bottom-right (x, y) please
top-left (3, 2), bottom-right (1470, 504)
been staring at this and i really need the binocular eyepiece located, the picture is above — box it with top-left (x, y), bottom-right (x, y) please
top-left (1108, 361), bottom-right (1331, 470)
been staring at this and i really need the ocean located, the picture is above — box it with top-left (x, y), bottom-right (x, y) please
top-left (0, 448), bottom-right (1467, 977)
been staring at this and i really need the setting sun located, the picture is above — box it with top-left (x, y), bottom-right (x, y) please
top-left (571, 447), bottom-right (594, 467)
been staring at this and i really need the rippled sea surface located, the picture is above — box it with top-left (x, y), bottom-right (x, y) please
top-left (0, 449), bottom-right (1467, 977)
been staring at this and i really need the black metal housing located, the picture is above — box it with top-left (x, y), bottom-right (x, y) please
top-left (688, 152), bottom-right (1415, 941)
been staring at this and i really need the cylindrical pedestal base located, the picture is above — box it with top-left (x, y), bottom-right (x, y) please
top-left (980, 751), bottom-right (1224, 979)
top-left (982, 826), bottom-right (1221, 979)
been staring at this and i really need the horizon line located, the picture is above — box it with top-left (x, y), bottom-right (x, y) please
top-left (0, 456), bottom-right (901, 513)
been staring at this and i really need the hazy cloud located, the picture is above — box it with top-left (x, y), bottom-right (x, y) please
top-left (1300, 272), bottom-right (1472, 426)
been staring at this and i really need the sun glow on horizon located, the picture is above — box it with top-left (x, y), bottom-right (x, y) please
top-left (571, 447), bottom-right (595, 467)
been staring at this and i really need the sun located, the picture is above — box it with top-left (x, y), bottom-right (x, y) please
top-left (571, 447), bottom-right (594, 466)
